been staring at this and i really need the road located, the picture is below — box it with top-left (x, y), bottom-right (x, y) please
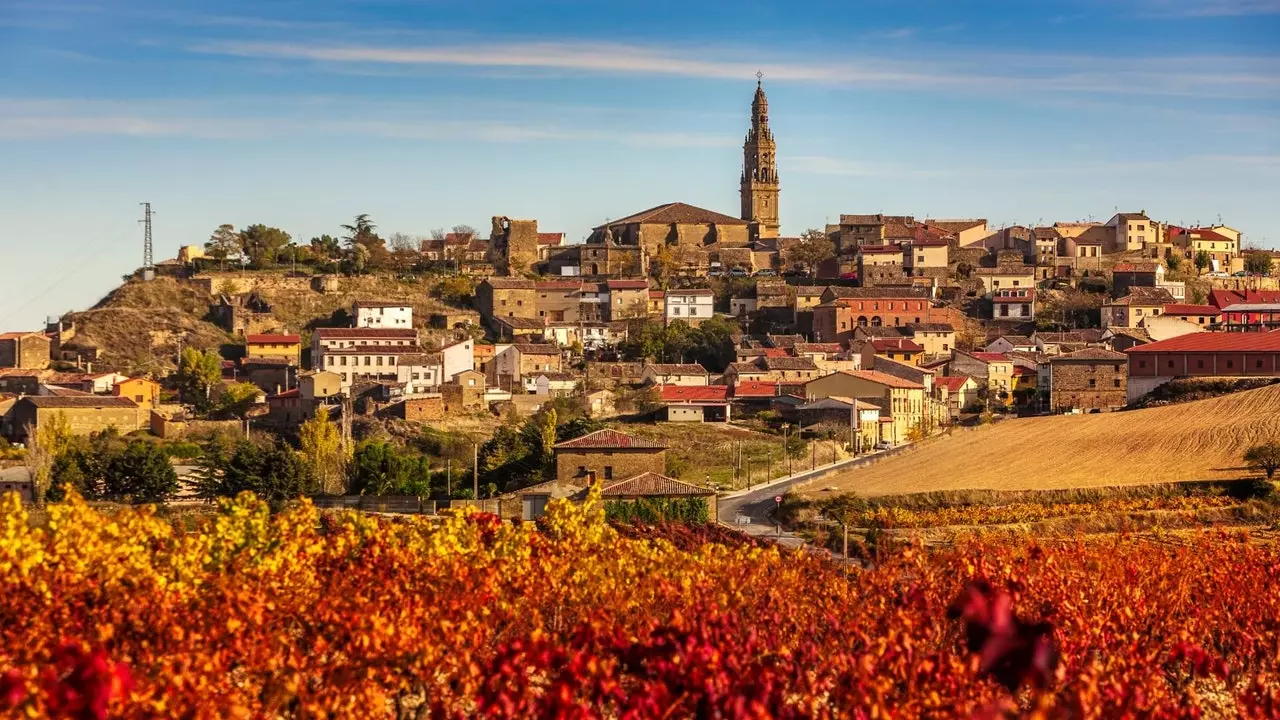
top-left (717, 446), bottom-right (904, 549)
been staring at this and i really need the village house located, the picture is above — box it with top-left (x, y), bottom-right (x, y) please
top-left (992, 288), bottom-right (1035, 320)
top-left (44, 371), bottom-right (129, 395)
top-left (858, 337), bottom-right (924, 367)
top-left (986, 335), bottom-right (1036, 354)
top-left (8, 396), bottom-right (141, 441)
top-left (1102, 288), bottom-right (1175, 328)
top-left (792, 342), bottom-right (844, 363)
top-left (660, 385), bottom-right (730, 422)
top-left (647, 290), bottom-right (665, 317)
top-left (1162, 304), bottom-right (1221, 327)
top-left (790, 396), bottom-right (881, 450)
top-left (393, 353), bottom-right (444, 396)
top-left (476, 278), bottom-right (538, 324)
top-left (950, 351), bottom-right (1015, 403)
top-left (353, 300), bottom-right (414, 329)
top-left (112, 377), bottom-right (161, 412)
top-left (925, 218), bottom-right (989, 247)
top-left (440, 338), bottom-right (475, 383)
top-left (805, 370), bottom-right (926, 446)
top-left (793, 286), bottom-right (827, 336)
top-left (1104, 212), bottom-right (1162, 253)
top-left (935, 375), bottom-right (978, 418)
top-left (812, 288), bottom-right (937, 343)
top-left (903, 239), bottom-right (950, 278)
top-left (493, 344), bottom-right (563, 392)
top-left (0, 331), bottom-right (51, 369)
top-left (245, 333), bottom-right (302, 367)
top-left (1173, 227), bottom-right (1240, 272)
top-left (974, 266), bottom-right (1036, 298)
top-left (1048, 348), bottom-right (1128, 412)
top-left (311, 328), bottom-right (422, 389)
top-left (723, 360), bottom-right (769, 385)
top-left (663, 288), bottom-right (715, 327)
top-left (441, 369), bottom-right (486, 413)
top-left (534, 280), bottom-right (583, 323)
top-left (533, 372), bottom-right (578, 397)
top-left (552, 429), bottom-right (667, 485)
top-left (1032, 331), bottom-right (1090, 356)
top-left (857, 245), bottom-right (906, 287)
top-left (1111, 262), bottom-right (1165, 298)
top-left (903, 323), bottom-right (955, 357)
top-left (641, 363), bottom-right (710, 387)
top-left (604, 280), bottom-right (651, 320)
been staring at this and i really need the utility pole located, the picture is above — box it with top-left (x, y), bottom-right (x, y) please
top-left (811, 440), bottom-right (815, 470)
top-left (783, 424), bottom-right (791, 476)
top-left (473, 442), bottom-right (479, 500)
top-left (139, 202), bottom-right (155, 281)
top-left (447, 459), bottom-right (452, 497)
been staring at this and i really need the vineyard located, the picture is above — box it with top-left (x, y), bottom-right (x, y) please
top-left (7, 490), bottom-right (1280, 717)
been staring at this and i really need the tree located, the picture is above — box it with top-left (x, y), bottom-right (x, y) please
top-left (1245, 252), bottom-right (1273, 276)
top-left (347, 441), bottom-right (430, 496)
top-left (217, 382), bottom-right (263, 436)
top-left (205, 224), bottom-right (241, 270)
top-left (1165, 252), bottom-right (1182, 272)
top-left (299, 406), bottom-right (347, 495)
top-left (102, 441), bottom-right (179, 504)
top-left (820, 493), bottom-right (867, 559)
top-left (788, 228), bottom-right (835, 277)
top-left (177, 348), bottom-right (222, 411)
top-left (239, 224), bottom-right (292, 268)
top-left (341, 214), bottom-right (389, 273)
top-left (310, 235), bottom-right (341, 260)
top-left (1195, 250), bottom-right (1211, 275)
top-left (194, 437), bottom-right (314, 508)
top-left (1245, 442), bottom-right (1280, 479)
top-left (24, 412), bottom-right (70, 506)
top-left (341, 214), bottom-right (378, 247)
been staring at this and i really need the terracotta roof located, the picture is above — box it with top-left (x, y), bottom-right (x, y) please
top-left (649, 290), bottom-right (665, 299)
top-left (1125, 330), bottom-right (1280, 354)
top-left (0, 331), bottom-right (42, 341)
top-left (645, 363), bottom-right (708, 376)
top-left (396, 353), bottom-right (443, 366)
top-left (1163, 304), bottom-right (1221, 316)
top-left (270, 388), bottom-right (300, 399)
top-left (42, 385), bottom-right (91, 396)
top-left (535, 280), bottom-right (583, 292)
top-left (606, 279), bottom-right (649, 290)
top-left (665, 288), bottom-right (715, 297)
top-left (859, 245), bottom-right (903, 255)
top-left (840, 214), bottom-right (887, 225)
top-left (1108, 288), bottom-right (1175, 306)
top-left (993, 289), bottom-right (1035, 302)
top-left (934, 376), bottom-right (972, 392)
top-left (728, 361), bottom-right (768, 375)
top-left (320, 345), bottom-right (426, 356)
top-left (601, 472), bottom-right (712, 497)
top-left (732, 381), bottom-right (777, 398)
top-left (353, 300), bottom-right (411, 309)
top-left (796, 285), bottom-right (826, 297)
top-left (925, 218), bottom-right (987, 233)
top-left (315, 328), bottom-right (417, 339)
top-left (827, 287), bottom-right (929, 299)
top-left (1051, 348), bottom-right (1127, 362)
top-left (597, 202), bottom-right (748, 229)
top-left (1188, 229), bottom-right (1233, 243)
top-left (19, 396), bottom-right (136, 409)
top-left (870, 338), bottom-right (924, 353)
top-left (1112, 262), bottom-right (1160, 273)
top-left (909, 238), bottom-right (951, 247)
top-left (994, 335), bottom-right (1033, 346)
top-left (974, 266), bottom-right (1036, 276)
top-left (536, 232), bottom-right (565, 245)
top-left (766, 335), bottom-right (804, 349)
top-left (495, 317), bottom-right (547, 330)
top-left (246, 333), bottom-right (300, 344)
top-left (905, 323), bottom-right (954, 333)
top-left (241, 356), bottom-right (291, 366)
top-left (513, 344), bottom-right (561, 355)
top-left (1034, 331), bottom-right (1087, 344)
top-left (816, 369), bottom-right (924, 390)
top-left (793, 343), bottom-right (841, 354)
top-left (483, 278), bottom-right (538, 290)
top-left (660, 385), bottom-right (729, 403)
top-left (854, 326), bottom-right (907, 338)
top-left (968, 352), bottom-right (1011, 363)
top-left (553, 429), bottom-right (666, 450)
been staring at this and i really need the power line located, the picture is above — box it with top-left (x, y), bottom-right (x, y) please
top-left (0, 222), bottom-right (135, 328)
top-left (140, 202), bottom-right (155, 276)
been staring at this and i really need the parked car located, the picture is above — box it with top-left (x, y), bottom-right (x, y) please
top-left (874, 442), bottom-right (892, 451)
top-left (729, 267), bottom-right (750, 277)
top-left (754, 269), bottom-right (778, 277)
top-left (839, 272), bottom-right (858, 280)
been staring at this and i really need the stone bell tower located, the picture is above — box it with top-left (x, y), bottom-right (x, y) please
top-left (740, 74), bottom-right (780, 239)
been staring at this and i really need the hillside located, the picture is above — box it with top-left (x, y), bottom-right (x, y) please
top-left (801, 384), bottom-right (1280, 497)
top-left (65, 273), bottom-right (477, 374)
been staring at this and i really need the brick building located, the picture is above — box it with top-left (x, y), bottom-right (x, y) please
top-left (811, 288), bottom-right (937, 343)
top-left (1047, 348), bottom-right (1128, 412)
top-left (0, 332), bottom-right (51, 369)
top-left (552, 429), bottom-right (667, 484)
top-left (1125, 331), bottom-right (1280, 401)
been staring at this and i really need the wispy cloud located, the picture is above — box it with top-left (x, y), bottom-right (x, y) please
top-left (0, 98), bottom-right (735, 147)
top-left (786, 156), bottom-right (956, 178)
top-left (1134, 0), bottom-right (1280, 16)
top-left (190, 39), bottom-right (1280, 99)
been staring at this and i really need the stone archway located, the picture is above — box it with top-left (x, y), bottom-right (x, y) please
top-left (870, 316), bottom-right (883, 327)
top-left (857, 316), bottom-right (868, 326)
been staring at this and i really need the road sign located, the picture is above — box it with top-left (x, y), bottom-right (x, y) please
top-left (774, 495), bottom-right (782, 504)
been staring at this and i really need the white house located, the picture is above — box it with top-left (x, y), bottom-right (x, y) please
top-left (353, 300), bottom-right (414, 329)
top-left (311, 327), bottom-right (421, 389)
top-left (440, 338), bottom-right (474, 383)
top-left (396, 353), bottom-right (443, 396)
top-left (992, 288), bottom-right (1035, 320)
top-left (533, 373), bottom-right (578, 396)
top-left (663, 288), bottom-right (715, 326)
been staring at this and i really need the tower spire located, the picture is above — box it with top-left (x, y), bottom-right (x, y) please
top-left (740, 76), bottom-right (779, 239)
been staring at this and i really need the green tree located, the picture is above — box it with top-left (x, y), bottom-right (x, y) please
top-left (195, 437), bottom-right (314, 508)
top-left (1165, 252), bottom-right (1182, 272)
top-left (299, 406), bottom-right (348, 495)
top-left (347, 441), bottom-right (430, 496)
top-left (820, 493), bottom-right (868, 559)
top-left (205, 224), bottom-right (241, 270)
top-left (1195, 250), bottom-right (1211, 274)
top-left (239, 224), bottom-right (292, 268)
top-left (177, 348), bottom-right (222, 410)
top-left (102, 440), bottom-right (179, 504)
top-left (217, 382), bottom-right (262, 435)
top-left (433, 275), bottom-right (476, 305)
top-left (310, 234), bottom-right (341, 259)
top-left (1245, 252), bottom-right (1273, 276)
top-left (1245, 441), bottom-right (1280, 480)
top-left (787, 228), bottom-right (835, 277)
top-left (24, 412), bottom-right (71, 506)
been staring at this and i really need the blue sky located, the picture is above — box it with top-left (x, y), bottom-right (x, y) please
top-left (1, 0), bottom-right (1277, 328)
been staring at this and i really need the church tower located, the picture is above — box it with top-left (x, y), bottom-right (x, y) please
top-left (740, 75), bottom-right (780, 239)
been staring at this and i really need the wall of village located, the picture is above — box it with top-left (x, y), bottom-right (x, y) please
top-left (1049, 363), bottom-right (1127, 411)
top-left (555, 449), bottom-right (666, 484)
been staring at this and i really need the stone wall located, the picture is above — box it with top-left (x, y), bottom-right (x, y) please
top-left (400, 396), bottom-right (445, 422)
top-left (1050, 361), bottom-right (1127, 411)
top-left (0, 335), bottom-right (51, 369)
top-left (554, 448), bottom-right (666, 484)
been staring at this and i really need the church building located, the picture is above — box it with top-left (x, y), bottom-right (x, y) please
top-left (741, 75), bottom-right (780, 240)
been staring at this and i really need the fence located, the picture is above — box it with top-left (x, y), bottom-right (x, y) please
top-left (309, 495), bottom-right (437, 515)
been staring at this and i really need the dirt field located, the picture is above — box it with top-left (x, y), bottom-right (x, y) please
top-left (799, 385), bottom-right (1280, 497)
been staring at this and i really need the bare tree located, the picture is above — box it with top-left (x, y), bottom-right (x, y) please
top-left (388, 232), bottom-right (420, 252)
top-left (451, 224), bottom-right (479, 242)
top-left (23, 413), bottom-right (69, 506)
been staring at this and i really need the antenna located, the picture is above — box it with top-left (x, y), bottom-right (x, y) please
top-left (139, 202), bottom-right (155, 280)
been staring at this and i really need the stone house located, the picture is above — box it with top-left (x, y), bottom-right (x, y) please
top-left (590, 202), bottom-right (751, 259)
top-left (950, 351), bottom-right (1016, 402)
top-left (605, 280), bottom-right (650, 320)
top-left (935, 375), bottom-right (978, 418)
top-left (399, 395), bottom-right (445, 422)
top-left (723, 361), bottom-right (770, 385)
top-left (534, 280), bottom-right (583, 323)
top-left (0, 332), bottom-right (51, 369)
top-left (793, 286), bottom-right (827, 336)
top-left (1048, 348), bottom-right (1128, 412)
top-left (904, 239), bottom-right (950, 278)
top-left (1111, 262), bottom-right (1165, 298)
top-left (859, 338), bottom-right (924, 367)
top-left (493, 344), bottom-right (563, 391)
top-left (641, 364), bottom-right (709, 386)
top-left (9, 396), bottom-right (140, 441)
top-left (857, 246), bottom-right (905, 287)
top-left (600, 473), bottom-right (718, 521)
top-left (0, 369), bottom-right (49, 395)
top-left (812, 288), bottom-right (937, 343)
top-left (804, 370), bottom-right (926, 446)
top-left (552, 429), bottom-right (667, 485)
top-left (648, 290), bottom-right (666, 317)
top-left (442, 369), bottom-right (486, 412)
top-left (476, 278), bottom-right (538, 325)
top-left (1102, 288), bottom-right (1175, 328)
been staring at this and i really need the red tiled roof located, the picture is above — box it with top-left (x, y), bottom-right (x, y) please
top-left (270, 388), bottom-right (300, 399)
top-left (660, 385), bottom-right (729, 403)
top-left (1125, 330), bottom-right (1280, 354)
top-left (1189, 228), bottom-right (1233, 243)
top-left (1112, 262), bottom-right (1160, 273)
top-left (596, 202), bottom-right (749, 228)
top-left (246, 333), bottom-right (300, 344)
top-left (601, 472), bottom-right (713, 497)
top-left (606, 279), bottom-right (649, 290)
top-left (536, 232), bottom-right (565, 245)
top-left (934, 376), bottom-right (971, 392)
top-left (553, 429), bottom-right (667, 450)
top-left (758, 348), bottom-right (790, 358)
top-left (0, 331), bottom-right (41, 341)
top-left (819, 369), bottom-right (924, 390)
top-left (1163, 304), bottom-right (1221, 316)
top-left (535, 280), bottom-right (583, 291)
top-left (19, 396), bottom-right (136, 409)
top-left (732, 381), bottom-right (777, 398)
top-left (859, 246), bottom-right (903, 255)
top-left (645, 363), bottom-right (708, 376)
top-left (871, 338), bottom-right (924, 353)
top-left (794, 343), bottom-right (842, 354)
top-left (649, 290), bottom-right (665, 298)
top-left (969, 352), bottom-right (1011, 363)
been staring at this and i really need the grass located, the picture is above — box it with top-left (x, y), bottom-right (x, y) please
top-left (799, 384), bottom-right (1280, 498)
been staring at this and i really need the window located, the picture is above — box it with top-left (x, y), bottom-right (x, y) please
top-left (468, 378), bottom-right (475, 386)
top-left (943, 344), bottom-right (950, 351)
top-left (1139, 360), bottom-right (1147, 368)
top-left (517, 300), bottom-right (523, 306)
top-left (1197, 359), bottom-right (1205, 369)
top-left (135, 394), bottom-right (143, 402)
top-left (1168, 360), bottom-right (1174, 369)
top-left (364, 357), bottom-right (371, 366)
top-left (1000, 305), bottom-right (1009, 317)
top-left (1113, 379), bottom-right (1121, 388)
top-left (340, 356), bottom-right (347, 366)
top-left (501, 300), bottom-right (507, 307)
top-left (603, 466), bottom-right (613, 480)
top-left (1227, 360), bottom-right (1234, 369)
top-left (577, 465), bottom-right (586, 476)
top-left (1089, 379), bottom-right (1096, 388)
top-left (1012, 280), bottom-right (1020, 287)
top-left (1258, 360), bottom-right (1264, 369)
top-left (1021, 304), bottom-right (1030, 316)
top-left (376, 356), bottom-right (383, 366)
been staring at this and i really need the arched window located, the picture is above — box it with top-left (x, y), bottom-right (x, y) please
top-left (857, 316), bottom-right (868, 326)
top-left (871, 316), bottom-right (883, 327)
